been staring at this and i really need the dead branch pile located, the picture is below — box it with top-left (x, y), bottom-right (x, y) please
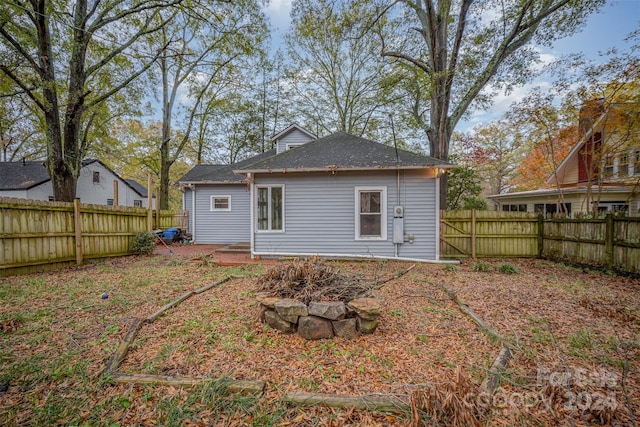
top-left (256, 258), bottom-right (372, 304)
top-left (409, 367), bottom-right (482, 427)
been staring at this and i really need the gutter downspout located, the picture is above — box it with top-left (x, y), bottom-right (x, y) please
top-left (435, 170), bottom-right (441, 260)
top-left (390, 113), bottom-right (400, 258)
top-left (191, 185), bottom-right (196, 243)
top-left (249, 173), bottom-right (255, 259)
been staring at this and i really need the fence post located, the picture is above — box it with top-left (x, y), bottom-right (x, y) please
top-left (537, 214), bottom-right (544, 258)
top-left (605, 214), bottom-right (614, 269)
top-left (147, 173), bottom-right (153, 232)
top-left (471, 209), bottom-right (477, 258)
top-left (73, 198), bottom-right (83, 265)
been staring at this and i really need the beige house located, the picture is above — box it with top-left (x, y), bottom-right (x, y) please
top-left (489, 103), bottom-right (640, 216)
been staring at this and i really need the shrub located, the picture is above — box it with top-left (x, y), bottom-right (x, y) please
top-left (133, 231), bottom-right (157, 254)
top-left (443, 264), bottom-right (459, 272)
top-left (472, 261), bottom-right (491, 272)
top-left (498, 263), bottom-right (519, 274)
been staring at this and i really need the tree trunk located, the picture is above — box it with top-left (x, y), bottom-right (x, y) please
top-left (160, 50), bottom-right (172, 210)
top-left (428, 90), bottom-right (453, 210)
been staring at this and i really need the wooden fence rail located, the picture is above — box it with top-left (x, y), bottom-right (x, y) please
top-left (0, 197), bottom-right (187, 277)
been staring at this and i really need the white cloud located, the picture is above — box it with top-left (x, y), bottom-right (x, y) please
top-left (264, 0), bottom-right (293, 33)
top-left (266, 0), bottom-right (293, 13)
top-left (461, 80), bottom-right (554, 131)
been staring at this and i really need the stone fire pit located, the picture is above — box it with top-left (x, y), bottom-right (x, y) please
top-left (257, 295), bottom-right (381, 340)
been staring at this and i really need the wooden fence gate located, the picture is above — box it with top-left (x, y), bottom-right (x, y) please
top-left (440, 210), bottom-right (540, 258)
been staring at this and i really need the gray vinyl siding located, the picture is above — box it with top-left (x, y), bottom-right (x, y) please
top-left (186, 184), bottom-right (251, 244)
top-left (253, 170), bottom-right (438, 260)
top-left (276, 129), bottom-right (315, 153)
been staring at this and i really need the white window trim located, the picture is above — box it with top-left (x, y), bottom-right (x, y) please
top-left (354, 186), bottom-right (387, 241)
top-left (285, 143), bottom-right (304, 150)
top-left (210, 195), bottom-right (231, 211)
top-left (255, 185), bottom-right (285, 233)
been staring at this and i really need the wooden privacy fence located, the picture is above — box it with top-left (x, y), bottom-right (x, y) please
top-left (543, 216), bottom-right (640, 273)
top-left (440, 210), bottom-right (540, 258)
top-left (0, 197), bottom-right (187, 277)
top-left (441, 210), bottom-right (640, 274)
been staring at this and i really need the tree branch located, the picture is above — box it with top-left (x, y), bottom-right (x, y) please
top-left (0, 65), bottom-right (45, 111)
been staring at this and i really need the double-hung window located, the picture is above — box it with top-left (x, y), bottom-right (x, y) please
top-left (619, 153), bottom-right (629, 177)
top-left (256, 186), bottom-right (283, 231)
top-left (355, 187), bottom-right (387, 240)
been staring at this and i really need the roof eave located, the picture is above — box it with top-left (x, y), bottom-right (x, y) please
top-left (178, 179), bottom-right (247, 185)
top-left (488, 185), bottom-right (634, 199)
top-left (236, 164), bottom-right (453, 174)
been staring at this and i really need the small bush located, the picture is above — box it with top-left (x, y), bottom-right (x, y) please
top-left (133, 231), bottom-right (157, 254)
top-left (472, 261), bottom-right (491, 272)
top-left (443, 264), bottom-right (459, 272)
top-left (498, 263), bottom-right (519, 274)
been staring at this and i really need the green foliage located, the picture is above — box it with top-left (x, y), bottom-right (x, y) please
top-left (443, 264), bottom-right (459, 272)
top-left (472, 260), bottom-right (491, 272)
top-left (498, 263), bottom-right (519, 274)
top-left (446, 165), bottom-right (487, 210)
top-left (133, 231), bottom-right (157, 254)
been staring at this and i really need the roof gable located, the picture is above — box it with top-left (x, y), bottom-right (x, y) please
top-left (271, 124), bottom-right (316, 142)
top-left (237, 131), bottom-right (453, 173)
top-left (545, 113), bottom-right (607, 186)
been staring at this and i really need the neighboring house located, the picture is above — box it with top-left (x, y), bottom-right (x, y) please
top-left (0, 159), bottom-right (155, 208)
top-left (489, 104), bottom-right (640, 216)
top-left (178, 124), bottom-right (454, 262)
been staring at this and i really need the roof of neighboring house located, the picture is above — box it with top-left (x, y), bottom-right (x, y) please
top-left (178, 149), bottom-right (278, 184)
top-left (237, 131), bottom-right (453, 173)
top-left (124, 179), bottom-right (151, 198)
top-left (488, 185), bottom-right (634, 200)
top-left (0, 161), bottom-right (50, 190)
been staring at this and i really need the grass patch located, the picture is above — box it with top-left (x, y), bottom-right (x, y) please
top-left (568, 329), bottom-right (595, 359)
top-left (472, 260), bottom-right (491, 272)
top-left (498, 263), bottom-right (519, 274)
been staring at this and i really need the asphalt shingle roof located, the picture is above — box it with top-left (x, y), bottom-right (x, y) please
top-left (0, 161), bottom-right (50, 190)
top-left (237, 131), bottom-right (453, 173)
top-left (177, 149), bottom-right (277, 183)
top-left (124, 179), bottom-right (149, 197)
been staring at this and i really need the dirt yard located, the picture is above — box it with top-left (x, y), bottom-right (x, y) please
top-left (0, 249), bottom-right (638, 426)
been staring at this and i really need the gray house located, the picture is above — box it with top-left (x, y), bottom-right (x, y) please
top-left (0, 159), bottom-right (154, 207)
top-left (179, 125), bottom-right (454, 262)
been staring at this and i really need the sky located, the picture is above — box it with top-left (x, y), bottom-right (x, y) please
top-left (263, 0), bottom-right (640, 131)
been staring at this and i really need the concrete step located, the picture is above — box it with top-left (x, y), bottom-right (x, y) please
top-left (228, 242), bottom-right (250, 249)
top-left (216, 242), bottom-right (250, 254)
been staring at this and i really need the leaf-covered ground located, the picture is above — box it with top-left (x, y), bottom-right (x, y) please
top-left (1, 251), bottom-right (638, 426)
